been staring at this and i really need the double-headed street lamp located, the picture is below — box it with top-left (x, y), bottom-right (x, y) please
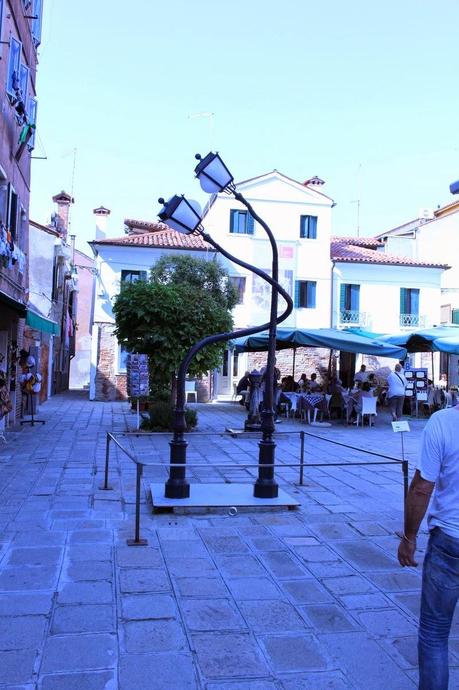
top-left (158, 152), bottom-right (293, 500)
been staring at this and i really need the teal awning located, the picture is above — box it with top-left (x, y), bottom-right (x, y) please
top-left (231, 327), bottom-right (407, 359)
top-left (26, 309), bottom-right (59, 335)
top-left (380, 325), bottom-right (459, 353)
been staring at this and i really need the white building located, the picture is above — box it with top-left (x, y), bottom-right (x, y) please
top-left (330, 236), bottom-right (448, 384)
top-left (88, 219), bottom-right (216, 401)
top-left (376, 199), bottom-right (459, 381)
top-left (199, 171), bottom-right (335, 393)
top-left (87, 171), bottom-right (449, 400)
top-left (376, 200), bottom-right (459, 324)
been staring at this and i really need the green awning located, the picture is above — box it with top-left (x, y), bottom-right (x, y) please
top-left (26, 309), bottom-right (59, 335)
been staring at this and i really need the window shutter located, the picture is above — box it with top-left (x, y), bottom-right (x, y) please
top-left (247, 213), bottom-right (254, 234)
top-left (411, 289), bottom-right (419, 316)
top-left (307, 281), bottom-right (316, 308)
top-left (294, 281), bottom-right (300, 308)
top-left (350, 284), bottom-right (360, 311)
top-left (299, 216), bottom-right (305, 238)
top-left (339, 284), bottom-right (346, 311)
top-left (310, 217), bottom-right (317, 239)
top-left (400, 288), bottom-right (406, 315)
top-left (229, 210), bottom-right (235, 233)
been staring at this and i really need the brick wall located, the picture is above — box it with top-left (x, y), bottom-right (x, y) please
top-left (94, 323), bottom-right (127, 401)
top-left (248, 347), bottom-right (332, 384)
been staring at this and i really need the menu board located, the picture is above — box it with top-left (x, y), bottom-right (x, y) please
top-left (127, 354), bottom-right (149, 398)
top-left (404, 367), bottom-right (428, 399)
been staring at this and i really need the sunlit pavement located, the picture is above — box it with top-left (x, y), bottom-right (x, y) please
top-left (0, 391), bottom-right (457, 689)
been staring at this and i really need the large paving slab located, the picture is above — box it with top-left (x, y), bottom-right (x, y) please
top-left (0, 392), bottom-right (440, 688)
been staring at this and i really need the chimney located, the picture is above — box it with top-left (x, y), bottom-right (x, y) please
top-left (93, 206), bottom-right (111, 240)
top-left (52, 190), bottom-right (74, 241)
top-left (303, 176), bottom-right (325, 188)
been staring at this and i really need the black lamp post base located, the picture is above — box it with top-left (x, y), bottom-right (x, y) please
top-left (253, 479), bottom-right (279, 499)
top-left (164, 480), bottom-right (190, 499)
top-left (244, 420), bottom-right (262, 432)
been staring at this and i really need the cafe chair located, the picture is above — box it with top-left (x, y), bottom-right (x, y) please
top-left (185, 380), bottom-right (197, 403)
top-left (356, 396), bottom-right (377, 427)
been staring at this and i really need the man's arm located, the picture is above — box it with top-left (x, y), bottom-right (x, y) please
top-left (398, 469), bottom-right (435, 567)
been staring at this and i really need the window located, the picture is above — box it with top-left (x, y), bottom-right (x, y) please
top-left (31, 0), bottom-right (43, 47)
top-left (300, 215), bottom-right (318, 239)
top-left (229, 276), bottom-right (246, 304)
top-left (121, 269), bottom-right (147, 284)
top-left (118, 344), bottom-right (128, 373)
top-left (7, 185), bottom-right (18, 242)
top-left (400, 288), bottom-right (420, 326)
top-left (27, 97), bottom-right (37, 150)
top-left (229, 209), bottom-right (254, 235)
top-left (7, 38), bottom-right (21, 99)
top-left (0, 182), bottom-right (7, 226)
top-left (18, 64), bottom-right (28, 102)
top-left (295, 280), bottom-right (316, 308)
top-left (453, 309), bottom-right (459, 325)
top-left (339, 284), bottom-right (360, 323)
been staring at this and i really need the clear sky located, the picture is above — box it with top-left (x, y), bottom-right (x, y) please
top-left (30, 0), bottom-right (459, 254)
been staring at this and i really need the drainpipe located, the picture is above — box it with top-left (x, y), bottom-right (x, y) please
top-left (330, 260), bottom-right (336, 328)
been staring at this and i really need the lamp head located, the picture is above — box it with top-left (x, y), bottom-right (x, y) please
top-left (157, 195), bottom-right (202, 234)
top-left (194, 152), bottom-right (234, 194)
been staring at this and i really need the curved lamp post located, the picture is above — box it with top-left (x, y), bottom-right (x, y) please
top-left (158, 152), bottom-right (293, 499)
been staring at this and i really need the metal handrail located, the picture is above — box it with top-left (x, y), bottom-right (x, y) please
top-left (103, 429), bottom-right (409, 546)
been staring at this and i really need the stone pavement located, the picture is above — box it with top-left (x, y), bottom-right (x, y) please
top-left (0, 391), bottom-right (457, 689)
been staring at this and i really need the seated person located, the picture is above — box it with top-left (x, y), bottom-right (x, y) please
top-left (367, 372), bottom-right (378, 388)
top-left (355, 381), bottom-right (375, 413)
top-left (236, 371), bottom-right (250, 406)
top-left (281, 375), bottom-right (296, 393)
top-left (296, 373), bottom-right (308, 392)
top-left (354, 364), bottom-right (368, 384)
top-left (308, 373), bottom-right (321, 392)
top-left (328, 376), bottom-right (345, 418)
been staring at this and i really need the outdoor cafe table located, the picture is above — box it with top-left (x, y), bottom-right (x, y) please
top-left (283, 392), bottom-right (327, 417)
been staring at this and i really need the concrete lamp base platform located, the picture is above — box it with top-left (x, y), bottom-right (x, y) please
top-left (150, 483), bottom-right (300, 511)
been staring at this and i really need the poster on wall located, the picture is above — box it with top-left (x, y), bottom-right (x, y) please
top-left (127, 354), bottom-right (149, 398)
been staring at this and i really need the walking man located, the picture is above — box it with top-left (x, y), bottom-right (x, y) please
top-left (387, 363), bottom-right (407, 421)
top-left (398, 402), bottom-right (459, 689)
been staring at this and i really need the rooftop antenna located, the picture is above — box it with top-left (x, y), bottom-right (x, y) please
top-left (350, 199), bottom-right (361, 237)
top-left (351, 162), bottom-right (363, 237)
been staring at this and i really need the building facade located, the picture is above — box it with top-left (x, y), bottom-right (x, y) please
top-left (68, 247), bottom-right (95, 391)
top-left (0, 0), bottom-right (42, 424)
top-left (89, 220), bottom-right (216, 401)
top-left (87, 171), bottom-right (449, 401)
top-left (376, 199), bottom-right (459, 382)
top-left (199, 171), bottom-right (335, 393)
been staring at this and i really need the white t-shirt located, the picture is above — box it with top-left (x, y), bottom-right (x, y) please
top-left (417, 406), bottom-right (459, 538)
top-left (387, 370), bottom-right (406, 397)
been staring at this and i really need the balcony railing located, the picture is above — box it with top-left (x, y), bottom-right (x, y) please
top-left (339, 310), bottom-right (368, 326)
top-left (400, 313), bottom-right (426, 328)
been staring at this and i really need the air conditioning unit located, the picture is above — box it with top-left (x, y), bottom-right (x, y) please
top-left (418, 208), bottom-right (434, 221)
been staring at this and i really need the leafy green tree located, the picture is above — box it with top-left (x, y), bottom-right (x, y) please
top-left (113, 255), bottom-right (237, 401)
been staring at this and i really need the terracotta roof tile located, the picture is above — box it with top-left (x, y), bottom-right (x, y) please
top-left (91, 229), bottom-right (214, 251)
top-left (123, 218), bottom-right (168, 232)
top-left (331, 236), bottom-right (448, 269)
